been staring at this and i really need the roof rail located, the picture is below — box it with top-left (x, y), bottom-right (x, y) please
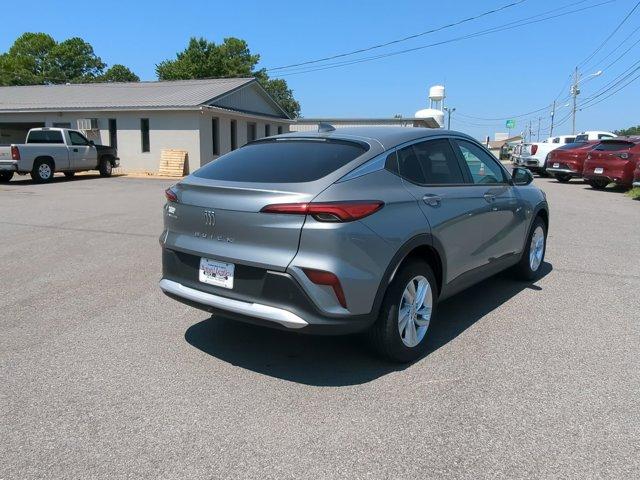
top-left (318, 122), bottom-right (336, 133)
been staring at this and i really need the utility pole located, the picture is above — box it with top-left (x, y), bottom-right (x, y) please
top-left (549, 100), bottom-right (556, 137)
top-left (528, 120), bottom-right (532, 142)
top-left (537, 116), bottom-right (541, 141)
top-left (571, 66), bottom-right (579, 135)
top-left (444, 107), bottom-right (456, 129)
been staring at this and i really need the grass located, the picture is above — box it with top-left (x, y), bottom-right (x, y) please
top-left (626, 187), bottom-right (640, 200)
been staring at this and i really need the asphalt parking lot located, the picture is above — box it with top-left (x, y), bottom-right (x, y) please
top-left (1, 173), bottom-right (639, 479)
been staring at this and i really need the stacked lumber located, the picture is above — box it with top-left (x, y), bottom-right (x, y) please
top-left (159, 149), bottom-right (188, 177)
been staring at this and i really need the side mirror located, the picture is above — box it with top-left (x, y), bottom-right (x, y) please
top-left (512, 167), bottom-right (534, 186)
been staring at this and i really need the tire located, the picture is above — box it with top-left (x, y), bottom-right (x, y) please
top-left (367, 260), bottom-right (438, 363)
top-left (556, 174), bottom-right (571, 183)
top-left (589, 179), bottom-right (608, 190)
top-left (0, 171), bottom-right (13, 183)
top-left (513, 216), bottom-right (547, 281)
top-left (30, 158), bottom-right (54, 183)
top-left (64, 172), bottom-right (76, 179)
top-left (99, 158), bottom-right (113, 177)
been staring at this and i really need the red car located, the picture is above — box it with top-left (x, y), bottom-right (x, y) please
top-left (633, 161), bottom-right (640, 188)
top-left (583, 137), bottom-right (640, 189)
top-left (546, 140), bottom-right (599, 183)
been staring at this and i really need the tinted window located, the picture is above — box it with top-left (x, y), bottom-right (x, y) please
top-left (140, 119), bottom-right (150, 152)
top-left (397, 139), bottom-right (464, 185)
top-left (230, 120), bottom-right (237, 150)
top-left (559, 142), bottom-right (588, 149)
top-left (595, 141), bottom-right (633, 151)
top-left (455, 140), bottom-right (505, 184)
top-left (194, 139), bottom-right (367, 183)
top-left (108, 119), bottom-right (117, 148)
top-left (552, 138), bottom-right (560, 143)
top-left (575, 134), bottom-right (588, 142)
top-left (69, 131), bottom-right (89, 146)
top-left (26, 130), bottom-right (63, 144)
top-left (563, 137), bottom-right (575, 143)
top-left (211, 118), bottom-right (219, 155)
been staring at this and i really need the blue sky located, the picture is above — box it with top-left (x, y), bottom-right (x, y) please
top-left (1, 0), bottom-right (638, 139)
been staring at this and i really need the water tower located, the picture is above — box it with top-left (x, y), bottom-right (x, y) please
top-left (415, 85), bottom-right (446, 128)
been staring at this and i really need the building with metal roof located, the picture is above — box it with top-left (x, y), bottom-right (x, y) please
top-left (0, 78), bottom-right (291, 173)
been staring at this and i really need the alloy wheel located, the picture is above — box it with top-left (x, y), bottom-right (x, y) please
top-left (398, 275), bottom-right (433, 348)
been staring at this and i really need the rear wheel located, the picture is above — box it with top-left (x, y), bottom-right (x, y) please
top-left (0, 171), bottom-right (13, 183)
top-left (589, 179), bottom-right (608, 190)
top-left (99, 158), bottom-right (113, 177)
top-left (64, 171), bottom-right (76, 179)
top-left (556, 173), bottom-right (571, 183)
top-left (513, 217), bottom-right (547, 281)
top-left (367, 260), bottom-right (438, 363)
top-left (31, 159), bottom-right (54, 183)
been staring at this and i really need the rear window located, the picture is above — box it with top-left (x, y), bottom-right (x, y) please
top-left (194, 139), bottom-right (367, 183)
top-left (26, 130), bottom-right (64, 144)
top-left (559, 142), bottom-right (588, 150)
top-left (563, 137), bottom-right (576, 143)
top-left (595, 141), bottom-right (633, 151)
top-left (575, 134), bottom-right (588, 142)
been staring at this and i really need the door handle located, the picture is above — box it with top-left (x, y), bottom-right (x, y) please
top-left (483, 193), bottom-right (495, 203)
top-left (73, 148), bottom-right (78, 152)
top-left (422, 194), bottom-right (442, 207)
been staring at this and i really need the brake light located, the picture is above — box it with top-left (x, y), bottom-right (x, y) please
top-left (531, 145), bottom-right (538, 155)
top-left (165, 187), bottom-right (178, 202)
top-left (11, 146), bottom-right (20, 160)
top-left (261, 201), bottom-right (384, 222)
top-left (303, 268), bottom-right (347, 308)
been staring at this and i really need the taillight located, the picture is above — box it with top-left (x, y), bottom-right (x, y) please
top-left (165, 186), bottom-right (178, 202)
top-left (261, 200), bottom-right (384, 222)
top-left (11, 146), bottom-right (20, 160)
top-left (531, 145), bottom-right (538, 155)
top-left (303, 268), bottom-right (347, 308)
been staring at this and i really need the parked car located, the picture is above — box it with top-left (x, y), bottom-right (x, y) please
top-left (159, 127), bottom-right (549, 362)
top-left (574, 130), bottom-right (616, 142)
top-left (545, 140), bottom-right (599, 182)
top-left (512, 135), bottom-right (576, 175)
top-left (583, 137), bottom-right (640, 189)
top-left (634, 161), bottom-right (640, 188)
top-left (0, 127), bottom-right (119, 183)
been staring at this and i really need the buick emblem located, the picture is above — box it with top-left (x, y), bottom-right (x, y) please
top-left (203, 210), bottom-right (216, 227)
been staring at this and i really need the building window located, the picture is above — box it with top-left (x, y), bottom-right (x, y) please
top-left (212, 118), bottom-right (219, 155)
top-left (140, 118), bottom-right (150, 152)
top-left (230, 120), bottom-right (237, 151)
top-left (265, 124), bottom-right (271, 137)
top-left (277, 126), bottom-right (283, 135)
top-left (247, 122), bottom-right (257, 142)
top-left (108, 119), bottom-right (117, 148)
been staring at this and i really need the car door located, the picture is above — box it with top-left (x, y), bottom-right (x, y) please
top-left (396, 138), bottom-right (496, 284)
top-left (68, 131), bottom-right (95, 170)
top-left (451, 138), bottom-right (528, 263)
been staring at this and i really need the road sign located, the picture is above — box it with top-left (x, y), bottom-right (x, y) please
top-left (506, 119), bottom-right (516, 129)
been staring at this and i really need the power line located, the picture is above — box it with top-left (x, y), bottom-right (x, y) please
top-left (267, 0), bottom-right (529, 72)
top-left (576, 0), bottom-right (640, 69)
top-left (272, 0), bottom-right (616, 76)
top-left (580, 69), bottom-right (640, 109)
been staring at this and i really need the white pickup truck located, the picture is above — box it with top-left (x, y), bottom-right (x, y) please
top-left (0, 127), bottom-right (119, 183)
top-left (512, 130), bottom-right (616, 175)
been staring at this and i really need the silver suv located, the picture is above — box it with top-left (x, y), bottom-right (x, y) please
top-left (160, 127), bottom-right (548, 362)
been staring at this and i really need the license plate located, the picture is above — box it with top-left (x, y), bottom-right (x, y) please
top-left (199, 257), bottom-right (234, 289)
top-left (594, 167), bottom-right (604, 174)
top-left (553, 163), bottom-right (560, 168)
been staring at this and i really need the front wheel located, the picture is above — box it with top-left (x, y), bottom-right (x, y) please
top-left (513, 217), bottom-right (547, 281)
top-left (555, 173), bottom-right (572, 183)
top-left (0, 171), bottom-right (13, 183)
top-left (99, 158), bottom-right (113, 177)
top-left (367, 260), bottom-right (438, 363)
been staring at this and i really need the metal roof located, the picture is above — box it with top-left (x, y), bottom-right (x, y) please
top-left (294, 117), bottom-right (441, 128)
top-left (0, 78), bottom-right (256, 112)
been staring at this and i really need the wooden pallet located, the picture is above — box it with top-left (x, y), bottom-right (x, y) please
top-left (158, 149), bottom-right (188, 177)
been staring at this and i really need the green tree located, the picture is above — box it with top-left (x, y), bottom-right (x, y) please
top-left (98, 64), bottom-right (140, 83)
top-left (156, 37), bottom-right (300, 118)
top-left (0, 32), bottom-right (137, 86)
top-left (614, 125), bottom-right (640, 136)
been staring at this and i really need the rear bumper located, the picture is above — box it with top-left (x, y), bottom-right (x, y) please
top-left (0, 161), bottom-right (17, 172)
top-left (546, 167), bottom-right (580, 176)
top-left (160, 248), bottom-right (375, 335)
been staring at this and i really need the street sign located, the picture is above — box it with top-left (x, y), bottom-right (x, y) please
top-left (506, 119), bottom-right (516, 129)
